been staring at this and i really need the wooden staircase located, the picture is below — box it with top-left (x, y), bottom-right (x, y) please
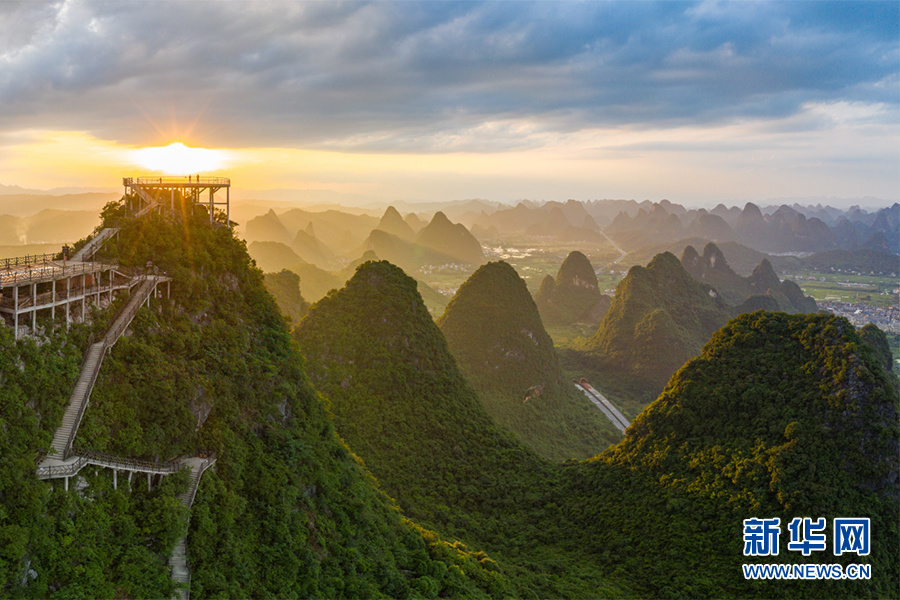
top-left (70, 227), bottom-right (119, 262)
top-left (42, 275), bottom-right (167, 461)
top-left (48, 342), bottom-right (105, 458)
top-left (170, 456), bottom-right (216, 600)
top-left (131, 182), bottom-right (161, 217)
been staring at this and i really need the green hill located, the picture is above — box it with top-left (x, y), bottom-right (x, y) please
top-left (563, 311), bottom-right (899, 598)
top-left (681, 242), bottom-right (817, 313)
top-left (437, 261), bottom-right (620, 461)
top-left (585, 251), bottom-right (733, 392)
top-left (293, 261), bottom-right (543, 524)
top-left (534, 251), bottom-right (612, 326)
top-left (293, 260), bottom-right (628, 598)
top-left (2, 205), bottom-right (523, 599)
top-left (263, 269), bottom-right (310, 324)
top-left (746, 258), bottom-right (817, 313)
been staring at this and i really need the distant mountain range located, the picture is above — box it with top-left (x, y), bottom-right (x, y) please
top-left (604, 201), bottom-right (899, 254)
top-left (246, 205), bottom-right (485, 276)
top-left (2, 186), bottom-right (896, 271)
top-left (0, 208), bottom-right (101, 245)
top-left (681, 243), bottom-right (817, 313)
top-left (583, 246), bottom-right (817, 393)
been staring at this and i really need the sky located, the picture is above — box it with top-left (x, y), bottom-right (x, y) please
top-left (0, 0), bottom-right (897, 208)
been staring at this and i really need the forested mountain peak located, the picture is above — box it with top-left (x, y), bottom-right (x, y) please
top-left (437, 261), bottom-right (618, 460)
top-left (438, 261), bottom-right (558, 394)
top-left (534, 251), bottom-right (610, 326)
top-left (292, 260), bottom-right (555, 540)
top-left (616, 312), bottom-right (898, 502)
top-left (748, 258), bottom-right (781, 292)
top-left (586, 251), bottom-right (733, 390)
top-left (556, 250), bottom-right (599, 290)
top-left (567, 311), bottom-right (899, 598)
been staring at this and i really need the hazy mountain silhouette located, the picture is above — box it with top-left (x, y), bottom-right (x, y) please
top-left (438, 261), bottom-right (620, 460)
top-left (415, 211), bottom-right (484, 265)
top-left (534, 251), bottom-right (611, 326)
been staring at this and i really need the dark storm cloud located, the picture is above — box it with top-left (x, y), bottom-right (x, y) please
top-left (0, 0), bottom-right (896, 150)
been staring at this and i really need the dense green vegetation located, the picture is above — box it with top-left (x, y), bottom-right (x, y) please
top-left (0, 310), bottom-right (189, 598)
top-left (585, 252), bottom-right (734, 393)
top-left (3, 194), bottom-right (897, 599)
top-left (580, 246), bottom-right (821, 411)
top-left (293, 259), bottom-right (899, 598)
top-left (437, 261), bottom-right (620, 461)
top-left (293, 261), bottom-right (544, 529)
top-left (263, 269), bottom-right (310, 325)
top-left (563, 311), bottom-right (899, 598)
top-left (293, 260), bottom-right (630, 597)
top-left (533, 250), bottom-right (612, 326)
top-left (4, 202), bottom-right (530, 599)
top-left (0, 328), bottom-right (76, 593)
top-left (681, 243), bottom-right (817, 313)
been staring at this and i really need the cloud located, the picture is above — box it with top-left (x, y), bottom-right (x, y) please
top-left (0, 0), bottom-right (896, 152)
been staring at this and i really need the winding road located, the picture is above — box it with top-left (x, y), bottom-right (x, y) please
top-left (574, 380), bottom-right (630, 433)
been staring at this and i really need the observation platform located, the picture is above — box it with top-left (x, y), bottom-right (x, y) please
top-left (0, 253), bottom-right (140, 340)
top-left (124, 176), bottom-right (230, 224)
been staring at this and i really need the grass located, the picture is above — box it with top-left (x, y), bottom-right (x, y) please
top-left (789, 272), bottom-right (899, 308)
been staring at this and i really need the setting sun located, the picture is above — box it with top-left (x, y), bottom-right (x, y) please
top-left (130, 142), bottom-right (227, 175)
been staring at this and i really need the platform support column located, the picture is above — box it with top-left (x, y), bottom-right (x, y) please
top-left (65, 277), bottom-right (71, 327)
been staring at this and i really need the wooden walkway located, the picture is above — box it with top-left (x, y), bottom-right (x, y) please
top-left (34, 196), bottom-right (215, 599)
top-left (42, 275), bottom-right (168, 461)
top-left (170, 456), bottom-right (217, 600)
top-left (70, 227), bottom-right (119, 262)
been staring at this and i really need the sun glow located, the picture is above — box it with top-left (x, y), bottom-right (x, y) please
top-left (130, 142), bottom-right (227, 175)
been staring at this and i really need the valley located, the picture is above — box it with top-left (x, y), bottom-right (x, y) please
top-left (0, 188), bottom-right (896, 599)
top-left (2, 3), bottom-right (898, 597)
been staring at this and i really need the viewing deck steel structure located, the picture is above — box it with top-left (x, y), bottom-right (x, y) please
top-left (23, 175), bottom-right (228, 599)
top-left (124, 176), bottom-right (230, 225)
top-left (0, 255), bottom-right (139, 340)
